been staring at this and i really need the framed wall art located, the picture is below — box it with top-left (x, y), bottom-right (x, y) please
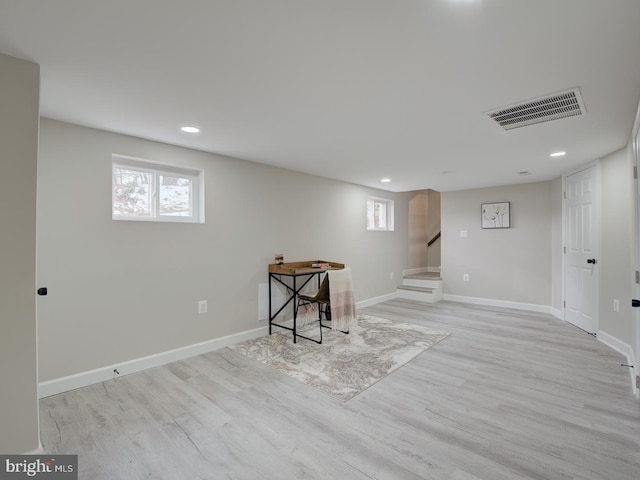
top-left (481, 201), bottom-right (510, 229)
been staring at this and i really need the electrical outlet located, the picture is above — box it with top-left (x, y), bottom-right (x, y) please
top-left (613, 299), bottom-right (620, 312)
top-left (463, 274), bottom-right (470, 282)
top-left (390, 272), bottom-right (394, 280)
top-left (198, 300), bottom-right (208, 314)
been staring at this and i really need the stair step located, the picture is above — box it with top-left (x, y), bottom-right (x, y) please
top-left (397, 272), bottom-right (443, 303)
top-left (402, 277), bottom-right (442, 289)
top-left (397, 285), bottom-right (436, 293)
top-left (403, 273), bottom-right (441, 281)
top-left (396, 283), bottom-right (443, 303)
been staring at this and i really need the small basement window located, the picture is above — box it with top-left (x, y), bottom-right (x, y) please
top-left (112, 155), bottom-right (204, 223)
top-left (367, 196), bottom-right (394, 231)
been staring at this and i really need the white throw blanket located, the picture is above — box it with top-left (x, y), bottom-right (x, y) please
top-left (297, 268), bottom-right (356, 332)
top-left (327, 267), bottom-right (356, 332)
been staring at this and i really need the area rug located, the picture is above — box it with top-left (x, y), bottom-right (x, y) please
top-left (227, 315), bottom-right (450, 401)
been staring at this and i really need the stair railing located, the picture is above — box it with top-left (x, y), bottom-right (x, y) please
top-left (427, 231), bottom-right (441, 247)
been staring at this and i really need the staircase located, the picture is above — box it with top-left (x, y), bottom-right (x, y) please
top-left (396, 272), bottom-right (443, 303)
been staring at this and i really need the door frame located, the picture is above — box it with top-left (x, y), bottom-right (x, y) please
top-left (632, 102), bottom-right (640, 397)
top-left (562, 161), bottom-right (601, 333)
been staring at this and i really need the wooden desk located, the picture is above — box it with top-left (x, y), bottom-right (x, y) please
top-left (268, 260), bottom-right (344, 343)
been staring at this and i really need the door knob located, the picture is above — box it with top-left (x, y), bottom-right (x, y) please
top-left (37, 287), bottom-right (48, 296)
top-left (587, 258), bottom-right (597, 264)
top-left (633, 299), bottom-right (640, 308)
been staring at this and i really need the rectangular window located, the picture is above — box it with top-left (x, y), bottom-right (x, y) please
top-left (112, 155), bottom-right (203, 223)
top-left (367, 196), bottom-right (394, 231)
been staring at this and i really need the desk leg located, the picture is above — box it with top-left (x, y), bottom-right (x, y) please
top-left (292, 276), bottom-right (297, 343)
top-left (268, 274), bottom-right (272, 335)
top-left (268, 271), bottom-right (320, 344)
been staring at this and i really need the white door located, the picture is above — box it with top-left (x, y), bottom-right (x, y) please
top-left (564, 165), bottom-right (600, 334)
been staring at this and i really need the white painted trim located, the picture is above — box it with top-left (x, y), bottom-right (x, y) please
top-left (24, 442), bottom-right (43, 454)
top-left (443, 294), bottom-right (552, 314)
top-left (356, 292), bottom-right (397, 309)
top-left (38, 325), bottom-right (268, 398)
top-left (38, 291), bottom-right (398, 398)
top-left (401, 267), bottom-right (441, 276)
top-left (597, 330), bottom-right (638, 396)
top-left (35, 284), bottom-right (41, 455)
top-left (270, 318), bottom-right (295, 331)
top-left (631, 100), bottom-right (640, 399)
top-left (402, 267), bottom-right (430, 276)
top-left (550, 307), bottom-right (564, 321)
top-left (562, 159), bottom-right (601, 179)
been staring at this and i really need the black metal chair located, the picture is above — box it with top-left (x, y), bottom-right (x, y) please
top-left (297, 274), bottom-right (331, 343)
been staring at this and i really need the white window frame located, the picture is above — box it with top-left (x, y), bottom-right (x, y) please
top-left (112, 154), bottom-right (204, 223)
top-left (367, 196), bottom-right (394, 231)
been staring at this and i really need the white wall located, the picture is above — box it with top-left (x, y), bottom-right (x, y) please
top-left (37, 119), bottom-right (408, 382)
top-left (34, 117), bottom-right (640, 395)
top-left (406, 189), bottom-right (440, 270)
top-left (551, 176), bottom-right (563, 314)
top-left (407, 190), bottom-right (428, 269)
top-left (598, 148), bottom-right (635, 346)
top-left (0, 53), bottom-right (40, 452)
top-left (441, 181), bottom-right (552, 307)
top-left (426, 189), bottom-right (441, 269)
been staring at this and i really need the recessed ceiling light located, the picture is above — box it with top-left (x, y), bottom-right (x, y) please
top-left (180, 126), bottom-right (200, 134)
top-left (550, 151), bottom-right (566, 157)
top-left (380, 178), bottom-right (391, 183)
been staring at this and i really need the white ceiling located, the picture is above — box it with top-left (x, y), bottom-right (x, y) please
top-left (1, 0), bottom-right (640, 192)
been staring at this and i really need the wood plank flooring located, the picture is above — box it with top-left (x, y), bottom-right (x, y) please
top-left (39, 299), bottom-right (640, 479)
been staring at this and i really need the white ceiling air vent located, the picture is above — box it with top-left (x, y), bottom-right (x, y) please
top-left (486, 88), bottom-right (586, 131)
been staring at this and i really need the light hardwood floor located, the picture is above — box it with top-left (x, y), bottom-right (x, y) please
top-left (40, 299), bottom-right (640, 479)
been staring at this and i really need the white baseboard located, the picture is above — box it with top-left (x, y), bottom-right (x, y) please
top-left (38, 291), bottom-right (399, 398)
top-left (356, 292), bottom-right (397, 309)
top-left (597, 330), bottom-right (638, 396)
top-left (550, 307), bottom-right (564, 320)
top-left (24, 442), bottom-right (43, 454)
top-left (443, 294), bottom-right (552, 314)
top-left (38, 326), bottom-right (268, 398)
